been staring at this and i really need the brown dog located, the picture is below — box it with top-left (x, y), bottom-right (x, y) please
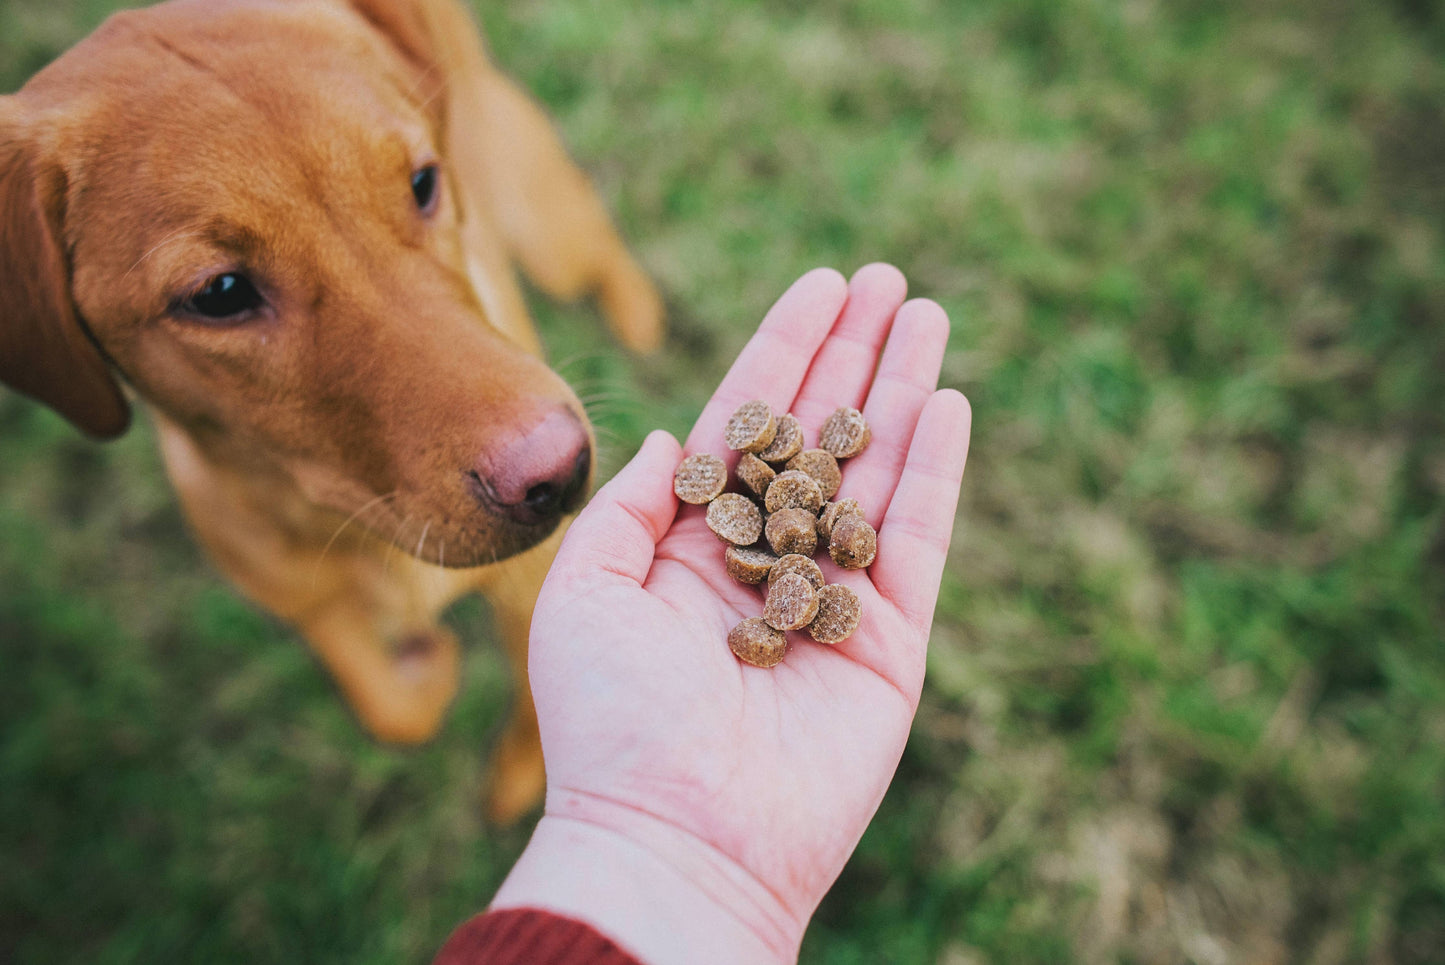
top-left (0, 0), bottom-right (662, 822)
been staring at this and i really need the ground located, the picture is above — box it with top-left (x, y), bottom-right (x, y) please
top-left (2, 0), bottom-right (1443, 961)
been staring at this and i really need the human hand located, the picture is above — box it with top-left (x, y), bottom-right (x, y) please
top-left (490, 265), bottom-right (972, 964)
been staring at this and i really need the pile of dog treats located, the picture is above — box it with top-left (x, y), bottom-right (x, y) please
top-left (673, 400), bottom-right (876, 668)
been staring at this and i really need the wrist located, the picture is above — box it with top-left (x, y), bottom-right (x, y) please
top-left (490, 789), bottom-right (804, 965)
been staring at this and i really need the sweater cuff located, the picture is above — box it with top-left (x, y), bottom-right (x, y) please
top-left (433, 907), bottom-right (643, 965)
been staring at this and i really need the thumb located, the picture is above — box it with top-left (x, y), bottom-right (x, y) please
top-left (552, 430), bottom-right (683, 588)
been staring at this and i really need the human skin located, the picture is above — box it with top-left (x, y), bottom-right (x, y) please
top-left (490, 264), bottom-right (973, 963)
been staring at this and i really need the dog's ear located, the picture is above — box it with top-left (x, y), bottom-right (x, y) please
top-left (344, 0), bottom-right (455, 110)
top-left (0, 100), bottom-right (130, 439)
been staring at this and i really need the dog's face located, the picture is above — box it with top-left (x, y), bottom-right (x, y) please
top-left (0, 0), bottom-right (592, 566)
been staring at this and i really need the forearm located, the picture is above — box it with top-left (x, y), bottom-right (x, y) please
top-left (490, 793), bottom-right (804, 965)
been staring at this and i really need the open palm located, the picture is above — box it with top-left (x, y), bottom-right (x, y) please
top-left (509, 265), bottom-right (971, 962)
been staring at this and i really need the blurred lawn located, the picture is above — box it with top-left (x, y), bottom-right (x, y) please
top-left (3, 0), bottom-right (1445, 961)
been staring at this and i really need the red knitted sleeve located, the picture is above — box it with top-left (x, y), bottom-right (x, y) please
top-left (433, 907), bottom-right (643, 965)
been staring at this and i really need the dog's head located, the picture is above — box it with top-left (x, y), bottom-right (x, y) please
top-left (0, 0), bottom-right (593, 566)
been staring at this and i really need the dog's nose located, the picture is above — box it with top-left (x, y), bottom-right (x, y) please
top-left (468, 408), bottom-right (592, 526)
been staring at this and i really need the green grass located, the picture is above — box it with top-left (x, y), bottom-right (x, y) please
top-left (4, 0), bottom-right (1445, 961)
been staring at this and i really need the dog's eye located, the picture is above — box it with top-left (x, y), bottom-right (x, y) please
top-left (182, 273), bottom-right (264, 320)
top-left (411, 164), bottom-right (439, 213)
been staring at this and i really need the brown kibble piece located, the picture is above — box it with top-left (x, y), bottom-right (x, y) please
top-left (764, 469), bottom-right (824, 514)
top-left (785, 449), bottom-right (842, 501)
top-left (828, 513), bottom-right (877, 569)
top-left (706, 494), bottom-right (764, 545)
top-left (817, 498), bottom-right (863, 541)
top-left (735, 453), bottom-right (776, 498)
top-left (819, 406), bottom-right (871, 458)
top-left (769, 553), bottom-right (824, 590)
top-left (725, 545), bottom-right (778, 585)
top-left (763, 573), bottom-right (820, 631)
top-left (724, 399), bottom-right (778, 453)
top-left (673, 453), bottom-right (727, 504)
top-left (756, 413), bottom-right (804, 463)
top-left (729, 618), bottom-right (788, 668)
top-left (766, 507), bottom-right (818, 557)
top-left (808, 584), bottom-right (861, 644)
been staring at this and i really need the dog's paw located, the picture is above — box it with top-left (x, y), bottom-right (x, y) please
top-left (351, 627), bottom-right (460, 745)
top-left (600, 259), bottom-right (666, 355)
top-left (483, 725), bottom-right (547, 825)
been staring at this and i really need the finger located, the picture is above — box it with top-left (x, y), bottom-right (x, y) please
top-left (870, 390), bottom-right (972, 632)
top-left (836, 299), bottom-right (952, 524)
top-left (788, 263), bottom-right (908, 431)
top-left (684, 268), bottom-right (848, 455)
top-left (551, 430), bottom-right (683, 588)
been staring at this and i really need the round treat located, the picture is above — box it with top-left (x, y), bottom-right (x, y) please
top-left (706, 494), bottom-right (764, 545)
top-left (828, 513), bottom-right (877, 569)
top-left (817, 497), bottom-right (863, 541)
top-left (729, 617), bottom-right (788, 668)
top-left (673, 453), bottom-right (727, 504)
top-left (724, 399), bottom-right (778, 453)
top-left (819, 406), bottom-right (871, 458)
top-left (725, 545), bottom-right (778, 585)
top-left (808, 584), bottom-right (861, 644)
top-left (766, 507), bottom-right (818, 557)
top-left (756, 413), bottom-right (804, 463)
top-left (769, 553), bottom-right (824, 590)
top-left (763, 573), bottom-right (820, 631)
top-left (735, 452), bottom-right (776, 499)
top-left (764, 469), bottom-right (824, 514)
top-left (785, 449), bottom-right (842, 501)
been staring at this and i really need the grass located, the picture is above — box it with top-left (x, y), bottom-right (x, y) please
top-left (4, 0), bottom-right (1445, 961)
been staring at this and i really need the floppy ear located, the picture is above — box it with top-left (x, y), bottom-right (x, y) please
top-left (0, 100), bottom-right (130, 439)
top-left (344, 0), bottom-right (451, 101)
top-left (345, 0), bottom-right (500, 184)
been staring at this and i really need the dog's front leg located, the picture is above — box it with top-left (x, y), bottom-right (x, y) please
top-left (472, 528), bottom-right (565, 825)
top-left (297, 598), bottom-right (463, 746)
top-left (156, 418), bottom-right (465, 746)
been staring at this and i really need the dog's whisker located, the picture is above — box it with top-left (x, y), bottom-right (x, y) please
top-left (550, 351), bottom-right (610, 381)
top-left (312, 490), bottom-right (401, 588)
top-left (385, 513), bottom-right (416, 575)
top-left (577, 391), bottom-right (636, 406)
top-left (582, 399), bottom-right (638, 414)
top-left (124, 228), bottom-right (204, 278)
top-left (416, 84), bottom-right (446, 116)
top-left (550, 348), bottom-right (600, 371)
top-left (415, 518), bottom-right (433, 561)
top-left (589, 430), bottom-right (629, 452)
top-left (404, 62), bottom-right (443, 106)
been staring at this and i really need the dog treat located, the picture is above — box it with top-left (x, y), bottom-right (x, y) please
top-left (769, 553), bottom-right (824, 591)
top-left (707, 493), bottom-right (764, 545)
top-left (756, 413), bottom-right (804, 463)
top-left (735, 452), bottom-right (776, 498)
top-left (766, 507), bottom-right (819, 557)
top-left (724, 399), bottom-right (777, 453)
top-left (711, 407), bottom-right (877, 667)
top-left (763, 469), bottom-right (824, 515)
top-left (819, 406), bottom-right (871, 459)
top-left (808, 584), bottom-right (861, 644)
top-left (725, 545), bottom-right (778, 585)
top-left (828, 513), bottom-right (877, 569)
top-left (729, 617), bottom-right (788, 668)
top-left (817, 497), bottom-right (863, 541)
top-left (673, 453), bottom-right (728, 504)
top-left (763, 573), bottom-right (820, 631)
top-left (785, 449), bottom-right (842, 501)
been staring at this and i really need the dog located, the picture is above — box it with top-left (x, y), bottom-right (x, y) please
top-left (0, 0), bottom-right (663, 822)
